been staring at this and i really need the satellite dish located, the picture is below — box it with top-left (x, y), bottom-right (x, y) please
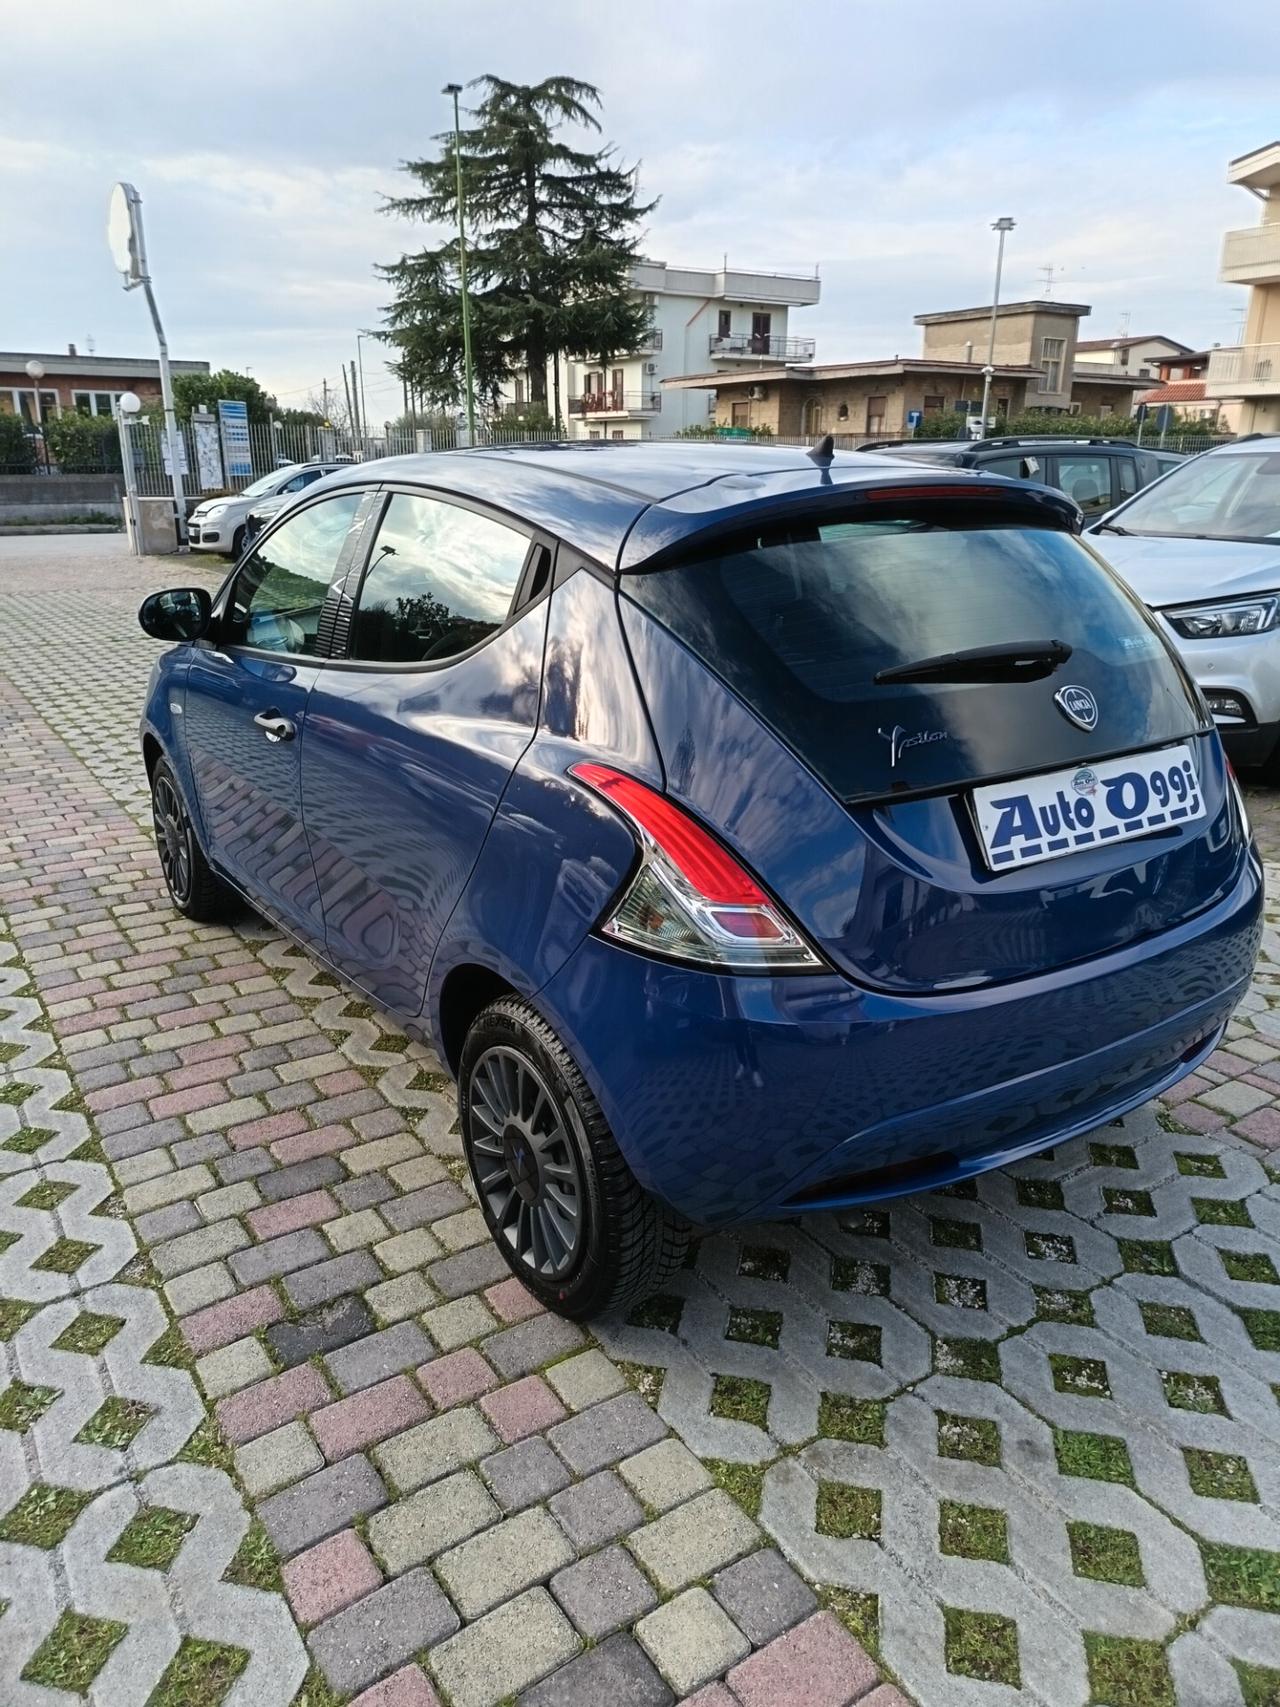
top-left (108, 182), bottom-right (146, 287)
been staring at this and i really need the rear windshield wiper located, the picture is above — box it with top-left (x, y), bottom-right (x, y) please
top-left (875, 639), bottom-right (1073, 685)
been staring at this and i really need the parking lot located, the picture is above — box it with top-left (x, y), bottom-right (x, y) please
top-left (2, 535), bottom-right (1280, 1706)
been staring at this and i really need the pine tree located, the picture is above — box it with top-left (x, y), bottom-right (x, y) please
top-left (379, 77), bottom-right (654, 419)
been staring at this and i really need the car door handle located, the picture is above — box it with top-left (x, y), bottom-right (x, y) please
top-left (253, 710), bottom-right (296, 743)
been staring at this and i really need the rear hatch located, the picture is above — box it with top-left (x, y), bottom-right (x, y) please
top-left (622, 491), bottom-right (1243, 994)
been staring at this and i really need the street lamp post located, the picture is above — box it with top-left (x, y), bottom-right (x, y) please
top-left (24, 361), bottom-right (45, 469)
top-left (443, 81), bottom-right (477, 446)
top-left (979, 217), bottom-right (1016, 440)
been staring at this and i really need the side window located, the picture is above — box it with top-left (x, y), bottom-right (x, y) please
top-left (980, 454), bottom-right (1031, 480)
top-left (349, 493), bottom-right (530, 665)
top-left (1055, 454), bottom-right (1111, 514)
top-left (281, 469), bottom-right (322, 493)
top-left (223, 493), bottom-right (362, 655)
top-left (1117, 456), bottom-right (1139, 499)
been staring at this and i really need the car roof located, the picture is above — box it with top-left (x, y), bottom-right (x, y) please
top-left (304, 440), bottom-right (1078, 570)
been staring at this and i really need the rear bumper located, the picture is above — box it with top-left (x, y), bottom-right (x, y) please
top-left (535, 851), bottom-right (1262, 1226)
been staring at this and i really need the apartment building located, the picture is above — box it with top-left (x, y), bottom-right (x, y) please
top-left (504, 258), bottom-right (821, 439)
top-left (1075, 334), bottom-right (1193, 380)
top-left (1204, 140), bottom-right (1280, 435)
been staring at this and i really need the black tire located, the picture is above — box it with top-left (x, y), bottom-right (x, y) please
top-left (460, 995), bottom-right (690, 1319)
top-left (150, 759), bottom-right (239, 923)
top-left (231, 525), bottom-right (246, 560)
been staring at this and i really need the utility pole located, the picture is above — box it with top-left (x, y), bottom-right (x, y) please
top-left (444, 82), bottom-right (477, 445)
top-left (350, 361), bottom-right (362, 444)
top-left (979, 217), bottom-right (1016, 440)
top-left (341, 366), bottom-right (354, 446)
top-left (322, 377), bottom-right (330, 421)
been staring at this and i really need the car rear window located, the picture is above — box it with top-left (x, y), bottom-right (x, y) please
top-left (625, 514), bottom-right (1204, 801)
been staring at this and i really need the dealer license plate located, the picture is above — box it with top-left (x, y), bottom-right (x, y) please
top-left (972, 744), bottom-right (1203, 871)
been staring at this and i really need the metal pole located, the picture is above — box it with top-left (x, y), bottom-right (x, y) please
top-left (114, 399), bottom-right (143, 557)
top-left (980, 217), bottom-right (1016, 440)
top-left (357, 336), bottom-right (370, 449)
top-left (445, 83), bottom-right (478, 445)
top-left (350, 360), bottom-right (362, 446)
top-left (341, 365), bottom-right (354, 447)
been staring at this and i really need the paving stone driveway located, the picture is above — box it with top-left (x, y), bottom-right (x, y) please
top-left (1, 537), bottom-right (1279, 1707)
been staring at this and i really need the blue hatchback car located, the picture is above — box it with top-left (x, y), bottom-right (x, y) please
top-left (138, 441), bottom-right (1262, 1317)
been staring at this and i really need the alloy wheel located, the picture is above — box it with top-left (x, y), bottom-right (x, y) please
top-left (468, 1044), bottom-right (585, 1279)
top-left (152, 774), bottom-right (193, 905)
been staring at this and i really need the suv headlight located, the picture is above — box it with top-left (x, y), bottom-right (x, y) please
top-left (1166, 595), bottom-right (1280, 639)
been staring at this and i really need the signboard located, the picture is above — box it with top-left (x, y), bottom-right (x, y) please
top-left (906, 409), bottom-right (923, 432)
top-left (192, 412), bottom-right (223, 491)
top-left (218, 399), bottom-right (252, 480)
top-left (160, 431), bottom-right (190, 477)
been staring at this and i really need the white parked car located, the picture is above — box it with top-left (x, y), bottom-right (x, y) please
top-left (1088, 437), bottom-right (1280, 772)
top-left (188, 462), bottom-right (344, 558)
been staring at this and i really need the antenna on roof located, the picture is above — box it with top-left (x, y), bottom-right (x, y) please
top-left (1037, 263), bottom-right (1058, 295)
top-left (807, 433), bottom-right (835, 468)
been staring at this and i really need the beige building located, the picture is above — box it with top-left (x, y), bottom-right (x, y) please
top-left (662, 357), bottom-right (1043, 441)
top-left (1205, 140), bottom-right (1280, 436)
top-left (914, 299), bottom-right (1088, 412)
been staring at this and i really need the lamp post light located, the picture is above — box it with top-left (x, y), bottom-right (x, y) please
top-left (443, 81), bottom-right (477, 446)
top-left (114, 390), bottom-right (144, 555)
top-left (24, 361), bottom-right (46, 469)
top-left (979, 217), bottom-right (1016, 440)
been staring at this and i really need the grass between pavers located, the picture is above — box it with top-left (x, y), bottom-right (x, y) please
top-left (0, 1483), bottom-right (92, 1547)
top-left (827, 1320), bottom-right (883, 1365)
top-left (938, 1500), bottom-right (1009, 1563)
top-left (1068, 1521), bottom-right (1144, 1586)
top-left (707, 1458), bottom-right (768, 1520)
top-left (1139, 1301), bottom-right (1202, 1341)
top-left (2, 1124), bottom-right (58, 1154)
top-left (815, 1480), bottom-right (881, 1541)
top-left (709, 1374), bottom-right (771, 1428)
top-left (1193, 1196), bottom-right (1254, 1228)
top-left (943, 1607), bottom-right (1020, 1687)
top-left (21, 1609), bottom-right (128, 1693)
top-left (75, 1395), bottom-right (154, 1450)
top-left (725, 1306), bottom-right (783, 1348)
top-left (818, 1586), bottom-right (879, 1658)
top-left (223, 1519), bottom-right (283, 1593)
top-left (1090, 1141), bottom-right (1139, 1168)
top-left (738, 1243), bottom-right (791, 1282)
top-left (1222, 1249), bottom-right (1280, 1285)
top-left (1015, 1178), bottom-right (1066, 1210)
top-left (616, 1361), bottom-right (665, 1407)
top-left (146, 1636), bottom-right (249, 1707)
top-left (1237, 1660), bottom-right (1280, 1706)
top-left (1239, 1308), bottom-right (1280, 1352)
top-left (934, 1336), bottom-right (1001, 1382)
top-left (818, 1394), bottom-right (886, 1446)
top-left (626, 1293), bottom-right (684, 1334)
top-left (1034, 1285), bottom-right (1096, 1326)
top-left (52, 1311), bottom-right (126, 1356)
top-left (1053, 1428), bottom-right (1136, 1487)
top-left (31, 1236), bottom-right (100, 1275)
top-left (930, 1216), bottom-right (982, 1251)
top-left (0, 1081), bottom-right (36, 1104)
top-left (0, 1379), bottom-right (59, 1433)
top-left (108, 1507), bottom-right (196, 1570)
top-left (1176, 1150), bottom-right (1227, 1177)
top-left (175, 1415), bottom-right (235, 1476)
top-left (1084, 1633), bottom-right (1174, 1706)
top-left (1201, 1541), bottom-right (1280, 1611)
top-left (831, 1256), bottom-right (890, 1296)
top-left (1118, 1238), bottom-right (1178, 1276)
top-left (1162, 1369), bottom-right (1228, 1415)
top-left (1103, 1186), bottom-right (1156, 1217)
top-left (294, 1668), bottom-right (345, 1707)
top-left (1024, 1230), bottom-right (1078, 1263)
top-left (937, 1411), bottom-right (1002, 1466)
top-left (1184, 1447), bottom-right (1259, 1502)
top-left (15, 1178), bottom-right (77, 1212)
top-left (0, 1296), bottom-right (40, 1339)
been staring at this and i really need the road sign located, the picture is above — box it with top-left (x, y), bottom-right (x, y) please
top-left (906, 409), bottom-right (923, 432)
top-left (218, 400), bottom-right (252, 480)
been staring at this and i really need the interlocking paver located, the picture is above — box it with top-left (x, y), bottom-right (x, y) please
top-left (268, 1293), bottom-right (376, 1367)
top-left (519, 1633), bottom-right (674, 1707)
top-left (635, 1588), bottom-right (750, 1696)
top-left (367, 1470), bottom-right (499, 1572)
top-left (549, 1469), bottom-right (645, 1550)
top-left (308, 1567), bottom-right (459, 1695)
top-left (282, 1527), bottom-right (383, 1626)
top-left (235, 1419), bottom-right (325, 1496)
top-left (619, 1438), bottom-right (713, 1512)
top-left (726, 1611), bottom-right (880, 1707)
top-left (373, 1404), bottom-right (500, 1493)
top-left (711, 1549), bottom-right (818, 1647)
top-left (628, 1491), bottom-right (761, 1592)
top-left (429, 1587), bottom-right (580, 1707)
top-left (217, 1362), bottom-right (332, 1444)
top-left (482, 1435), bottom-right (572, 1511)
top-left (551, 1543), bottom-right (659, 1638)
top-left (435, 1504), bottom-right (575, 1618)
top-left (312, 1374), bottom-right (432, 1460)
top-left (480, 1373), bottom-right (568, 1442)
top-left (549, 1390), bottom-right (669, 1475)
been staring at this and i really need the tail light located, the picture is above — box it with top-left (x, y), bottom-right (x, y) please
top-left (570, 763), bottom-right (824, 972)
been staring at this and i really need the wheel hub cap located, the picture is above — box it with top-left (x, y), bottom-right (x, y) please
top-left (502, 1124), bottom-right (541, 1202)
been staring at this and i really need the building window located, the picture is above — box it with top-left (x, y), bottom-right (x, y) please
top-left (611, 430), bottom-right (625, 441)
top-left (513, 376), bottom-right (525, 405)
top-left (12, 389), bottom-right (60, 424)
top-left (865, 395), bottom-right (887, 434)
top-left (922, 394), bottom-right (945, 414)
top-left (1039, 338), bottom-right (1066, 393)
top-left (731, 401), bottom-right (750, 428)
top-left (72, 390), bottom-right (120, 417)
top-left (1119, 346), bottom-right (1130, 368)
top-left (994, 397), bottom-right (1010, 417)
top-left (837, 402), bottom-right (849, 421)
top-left (718, 310), bottom-right (732, 340)
top-left (588, 430), bottom-right (602, 440)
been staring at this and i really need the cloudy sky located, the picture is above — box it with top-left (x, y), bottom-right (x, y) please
top-left (4, 0), bottom-right (1278, 421)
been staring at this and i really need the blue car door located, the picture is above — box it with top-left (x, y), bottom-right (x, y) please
top-left (183, 489), bottom-right (367, 944)
top-left (299, 487), bottom-right (551, 1014)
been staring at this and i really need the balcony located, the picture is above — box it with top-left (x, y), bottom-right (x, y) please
top-left (568, 391), bottom-right (662, 418)
top-left (709, 333), bottom-right (815, 362)
top-left (1206, 342), bottom-right (1280, 397)
top-left (1220, 224), bottom-right (1280, 285)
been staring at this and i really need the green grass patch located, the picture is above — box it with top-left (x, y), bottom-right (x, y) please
top-left (49, 1087), bottom-right (86, 1115)
top-left (0, 1082), bottom-right (36, 1105)
top-left (815, 1480), bottom-right (881, 1541)
top-left (938, 1177), bottom-right (978, 1199)
top-left (1084, 1633), bottom-right (1174, 1707)
top-left (826, 1320), bottom-right (882, 1364)
top-left (2, 1126), bottom-right (55, 1155)
top-left (626, 1293), bottom-right (684, 1335)
top-left (738, 1244), bottom-right (791, 1282)
top-left (934, 1337), bottom-right (1001, 1382)
top-left (1194, 1196), bottom-right (1253, 1227)
top-left (145, 1636), bottom-right (250, 1707)
top-left (0, 1380), bottom-right (58, 1433)
top-left (1033, 1286), bottom-right (1095, 1326)
top-left (709, 1374), bottom-right (771, 1428)
top-left (617, 1361), bottom-right (665, 1408)
top-left (817, 1394), bottom-right (886, 1446)
top-left (1068, 1521), bottom-right (1144, 1586)
top-left (943, 1608), bottom-right (1020, 1687)
top-left (174, 1417), bottom-right (234, 1473)
top-left (1053, 1428), bottom-right (1135, 1486)
top-left (1139, 1301), bottom-right (1202, 1341)
top-left (1015, 1177), bottom-right (1065, 1209)
top-left (31, 1236), bottom-right (99, 1274)
top-left (930, 1216), bottom-right (981, 1251)
top-left (1184, 1447), bottom-right (1258, 1502)
top-left (706, 1457), bottom-right (767, 1520)
top-left (1050, 1354), bottom-right (1111, 1398)
top-left (67, 1132), bottom-right (106, 1164)
top-left (75, 1396), bottom-right (153, 1450)
top-left (107, 1506), bottom-right (196, 1570)
top-left (936, 1411), bottom-right (1001, 1466)
top-left (1239, 1308), bottom-right (1280, 1352)
top-left (1201, 1541), bottom-right (1280, 1611)
top-left (938, 1499), bottom-right (1009, 1563)
top-left (1162, 1369), bottom-right (1227, 1415)
top-left (404, 1068), bottom-right (450, 1094)
top-left (143, 1323), bottom-right (194, 1371)
top-left (15, 1179), bottom-right (77, 1213)
top-left (0, 1297), bottom-right (39, 1339)
top-left (1118, 1238), bottom-right (1177, 1276)
top-left (1236, 1660), bottom-right (1280, 1706)
top-left (1091, 1141), bottom-right (1139, 1168)
top-left (831, 1256), bottom-right (889, 1296)
top-left (223, 1519), bottom-right (283, 1592)
top-left (0, 1483), bottom-right (91, 1547)
top-left (1103, 1186), bottom-right (1155, 1216)
top-left (933, 1272), bottom-right (988, 1311)
top-left (1222, 1249), bottom-right (1280, 1285)
top-left (818, 1587), bottom-right (879, 1658)
top-left (52, 1311), bottom-right (126, 1357)
top-left (1024, 1230), bottom-right (1077, 1263)
top-left (368, 1032), bottom-right (409, 1053)
top-left (725, 1307), bottom-right (783, 1349)
top-left (21, 1610), bottom-right (127, 1693)
top-left (1176, 1150), bottom-right (1226, 1177)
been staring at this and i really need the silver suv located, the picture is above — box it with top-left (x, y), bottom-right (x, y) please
top-left (1088, 437), bottom-right (1280, 771)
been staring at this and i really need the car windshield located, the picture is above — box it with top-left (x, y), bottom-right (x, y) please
top-left (1115, 450), bottom-right (1280, 541)
top-left (240, 470), bottom-right (288, 499)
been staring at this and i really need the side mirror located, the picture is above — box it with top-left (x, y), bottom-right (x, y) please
top-left (138, 586), bottom-right (212, 643)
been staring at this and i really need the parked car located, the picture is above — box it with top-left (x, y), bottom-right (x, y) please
top-left (1087, 436), bottom-right (1280, 772)
top-left (138, 442), bottom-right (1260, 1317)
top-left (188, 461), bottom-right (345, 558)
top-left (861, 436), bottom-right (1184, 523)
